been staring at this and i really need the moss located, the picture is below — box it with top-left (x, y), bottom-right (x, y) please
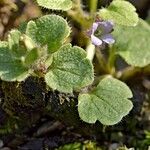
top-left (0, 76), bottom-right (86, 134)
top-left (45, 91), bottom-right (80, 126)
top-left (1, 77), bottom-right (47, 126)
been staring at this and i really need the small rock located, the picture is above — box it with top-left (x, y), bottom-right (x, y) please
top-left (109, 143), bottom-right (120, 150)
top-left (19, 138), bottom-right (44, 150)
top-left (0, 140), bottom-right (3, 148)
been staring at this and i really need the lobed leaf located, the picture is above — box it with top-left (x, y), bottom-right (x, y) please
top-left (99, 0), bottom-right (139, 26)
top-left (113, 19), bottom-right (150, 67)
top-left (78, 77), bottom-right (133, 125)
top-left (45, 44), bottom-right (94, 93)
top-left (0, 41), bottom-right (29, 81)
top-left (36, 0), bottom-right (72, 11)
top-left (26, 15), bottom-right (70, 53)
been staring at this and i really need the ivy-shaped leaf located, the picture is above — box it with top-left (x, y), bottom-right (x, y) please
top-left (99, 0), bottom-right (139, 26)
top-left (36, 0), bottom-right (72, 11)
top-left (45, 44), bottom-right (94, 93)
top-left (0, 41), bottom-right (29, 81)
top-left (113, 19), bottom-right (150, 67)
top-left (26, 15), bottom-right (70, 53)
top-left (78, 77), bottom-right (133, 125)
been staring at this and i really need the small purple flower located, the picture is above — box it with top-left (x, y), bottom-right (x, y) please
top-left (88, 20), bottom-right (115, 46)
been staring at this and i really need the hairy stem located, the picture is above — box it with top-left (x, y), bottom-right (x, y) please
top-left (67, 0), bottom-right (92, 29)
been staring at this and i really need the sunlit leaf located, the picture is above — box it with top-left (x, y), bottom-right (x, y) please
top-left (0, 41), bottom-right (29, 81)
top-left (78, 77), bottom-right (133, 125)
top-left (99, 0), bottom-right (139, 26)
top-left (113, 19), bottom-right (150, 67)
top-left (45, 44), bottom-right (94, 93)
top-left (36, 0), bottom-right (72, 11)
top-left (26, 15), bottom-right (70, 53)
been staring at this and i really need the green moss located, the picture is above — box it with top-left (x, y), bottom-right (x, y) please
top-left (1, 77), bottom-right (47, 126)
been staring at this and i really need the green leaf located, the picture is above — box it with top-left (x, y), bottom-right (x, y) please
top-left (20, 34), bottom-right (36, 50)
top-left (8, 30), bottom-right (21, 50)
top-left (26, 15), bottom-right (70, 53)
top-left (45, 44), bottom-right (94, 93)
top-left (36, 0), bottom-right (72, 11)
top-left (24, 48), bottom-right (40, 67)
top-left (8, 30), bottom-right (26, 57)
top-left (0, 30), bottom-right (40, 81)
top-left (18, 21), bottom-right (28, 33)
top-left (0, 41), bottom-right (29, 81)
top-left (78, 77), bottom-right (133, 125)
top-left (113, 19), bottom-right (150, 67)
top-left (99, 0), bottom-right (139, 26)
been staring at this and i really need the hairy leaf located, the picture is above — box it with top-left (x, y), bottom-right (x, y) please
top-left (45, 44), bottom-right (94, 93)
top-left (0, 41), bottom-right (29, 81)
top-left (99, 0), bottom-right (138, 26)
top-left (24, 48), bottom-right (40, 67)
top-left (113, 19), bottom-right (150, 67)
top-left (78, 77), bottom-right (133, 125)
top-left (26, 15), bottom-right (70, 53)
top-left (36, 0), bottom-right (72, 11)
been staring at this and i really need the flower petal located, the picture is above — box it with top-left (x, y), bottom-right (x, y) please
top-left (91, 34), bottom-right (102, 46)
top-left (92, 22), bottom-right (99, 33)
top-left (97, 21), bottom-right (114, 34)
top-left (101, 34), bottom-right (115, 44)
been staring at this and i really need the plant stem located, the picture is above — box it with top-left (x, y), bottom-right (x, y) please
top-left (107, 46), bottom-right (116, 75)
top-left (90, 0), bottom-right (98, 14)
top-left (95, 47), bottom-right (108, 73)
top-left (67, 0), bottom-right (92, 29)
top-left (86, 42), bottom-right (95, 62)
top-left (117, 67), bottom-right (141, 81)
top-left (118, 65), bottom-right (150, 81)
